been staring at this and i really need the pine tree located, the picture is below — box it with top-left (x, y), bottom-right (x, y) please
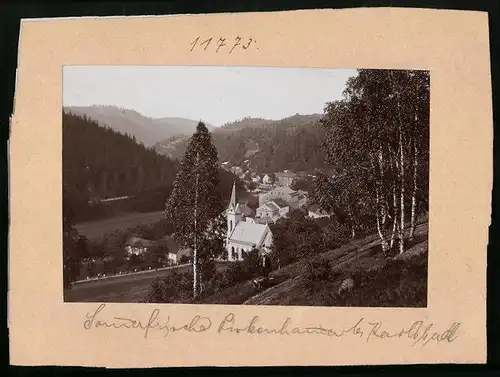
top-left (165, 122), bottom-right (226, 299)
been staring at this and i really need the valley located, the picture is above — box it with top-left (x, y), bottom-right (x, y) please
top-left (75, 210), bottom-right (165, 242)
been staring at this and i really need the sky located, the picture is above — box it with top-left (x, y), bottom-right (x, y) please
top-left (63, 66), bottom-right (358, 126)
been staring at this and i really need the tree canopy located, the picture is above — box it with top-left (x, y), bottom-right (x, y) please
top-left (165, 122), bottom-right (227, 298)
top-left (314, 69), bottom-right (430, 254)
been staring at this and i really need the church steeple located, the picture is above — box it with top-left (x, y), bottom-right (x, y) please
top-left (226, 181), bottom-right (243, 236)
top-left (229, 181), bottom-right (237, 209)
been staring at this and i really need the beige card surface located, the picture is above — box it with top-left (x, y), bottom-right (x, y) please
top-left (9, 8), bottom-right (491, 367)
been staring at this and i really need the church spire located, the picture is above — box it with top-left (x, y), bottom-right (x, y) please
top-left (229, 181), bottom-right (237, 208)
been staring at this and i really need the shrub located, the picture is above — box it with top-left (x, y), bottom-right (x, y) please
top-left (335, 253), bottom-right (428, 307)
top-left (143, 271), bottom-right (193, 303)
top-left (206, 253), bottom-right (262, 294)
top-left (241, 248), bottom-right (260, 275)
top-left (322, 222), bottom-right (352, 250)
top-left (200, 257), bottom-right (217, 282)
top-left (301, 256), bottom-right (340, 288)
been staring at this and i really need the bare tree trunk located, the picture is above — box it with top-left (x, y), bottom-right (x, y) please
top-left (193, 152), bottom-right (200, 299)
top-left (371, 154), bottom-right (389, 253)
top-left (389, 178), bottom-right (398, 249)
top-left (375, 190), bottom-right (389, 252)
top-left (387, 146), bottom-right (398, 250)
top-left (377, 145), bottom-right (388, 227)
top-left (409, 136), bottom-right (418, 240)
top-left (398, 126), bottom-right (405, 254)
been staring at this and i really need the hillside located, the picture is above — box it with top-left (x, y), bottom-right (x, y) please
top-left (217, 117), bottom-right (274, 132)
top-left (64, 105), bottom-right (216, 147)
top-left (63, 112), bottom-right (179, 221)
top-left (63, 111), bottom-right (246, 223)
top-left (243, 223), bottom-right (427, 307)
top-left (140, 218), bottom-right (428, 306)
top-left (154, 113), bottom-right (327, 172)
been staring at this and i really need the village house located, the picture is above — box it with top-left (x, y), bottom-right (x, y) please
top-left (297, 191), bottom-right (309, 208)
top-left (256, 202), bottom-right (280, 221)
top-left (251, 175), bottom-right (262, 184)
top-left (157, 235), bottom-right (193, 265)
top-left (124, 236), bottom-right (156, 257)
top-left (275, 170), bottom-right (298, 187)
top-left (256, 198), bottom-right (290, 222)
top-left (258, 186), bottom-right (304, 209)
top-left (225, 183), bottom-right (273, 261)
top-left (308, 204), bottom-right (333, 219)
top-left (262, 174), bottom-right (273, 185)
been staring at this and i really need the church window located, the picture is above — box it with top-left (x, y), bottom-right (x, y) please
top-left (230, 220), bottom-right (233, 232)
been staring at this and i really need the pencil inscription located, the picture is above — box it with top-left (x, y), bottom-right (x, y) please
top-left (189, 36), bottom-right (257, 53)
top-left (83, 304), bottom-right (460, 346)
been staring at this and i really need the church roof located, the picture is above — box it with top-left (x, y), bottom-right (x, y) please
top-left (228, 221), bottom-right (269, 247)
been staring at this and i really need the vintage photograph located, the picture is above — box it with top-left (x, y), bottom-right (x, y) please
top-left (62, 66), bottom-right (429, 307)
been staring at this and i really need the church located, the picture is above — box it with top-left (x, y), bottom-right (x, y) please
top-left (225, 183), bottom-right (273, 261)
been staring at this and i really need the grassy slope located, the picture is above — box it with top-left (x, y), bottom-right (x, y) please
top-left (198, 222), bottom-right (428, 307)
top-left (74, 211), bottom-right (165, 241)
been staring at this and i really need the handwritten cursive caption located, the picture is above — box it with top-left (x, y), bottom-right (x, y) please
top-left (83, 304), bottom-right (460, 347)
top-left (189, 36), bottom-right (257, 53)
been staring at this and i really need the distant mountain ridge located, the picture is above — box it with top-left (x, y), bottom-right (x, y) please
top-left (154, 113), bottom-right (327, 172)
top-left (64, 104), bottom-right (327, 172)
top-left (64, 105), bottom-right (216, 147)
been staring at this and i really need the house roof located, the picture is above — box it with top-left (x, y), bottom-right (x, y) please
top-left (264, 202), bottom-right (280, 211)
top-left (271, 198), bottom-right (289, 208)
top-left (126, 237), bottom-right (156, 248)
top-left (228, 221), bottom-right (269, 247)
top-left (177, 248), bottom-right (193, 258)
top-left (308, 204), bottom-right (331, 215)
top-left (308, 204), bottom-right (321, 213)
top-left (159, 235), bottom-right (181, 254)
top-left (159, 236), bottom-right (192, 257)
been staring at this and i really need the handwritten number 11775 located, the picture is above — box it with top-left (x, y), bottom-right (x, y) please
top-left (189, 36), bottom-right (256, 53)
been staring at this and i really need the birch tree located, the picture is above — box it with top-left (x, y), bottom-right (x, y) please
top-left (319, 69), bottom-right (429, 255)
top-left (165, 122), bottom-right (226, 299)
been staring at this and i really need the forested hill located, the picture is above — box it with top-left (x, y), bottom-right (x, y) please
top-left (63, 112), bottom-right (246, 223)
top-left (217, 117), bottom-right (273, 132)
top-left (63, 112), bottom-right (179, 203)
top-left (154, 113), bottom-right (327, 172)
top-left (65, 105), bottom-right (216, 147)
